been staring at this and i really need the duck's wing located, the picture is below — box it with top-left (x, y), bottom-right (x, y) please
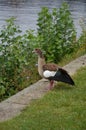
top-left (42, 63), bottom-right (59, 78)
top-left (43, 63), bottom-right (58, 71)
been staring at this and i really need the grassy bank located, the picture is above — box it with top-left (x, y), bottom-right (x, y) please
top-left (0, 66), bottom-right (86, 130)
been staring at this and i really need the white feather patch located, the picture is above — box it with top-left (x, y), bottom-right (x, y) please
top-left (43, 70), bottom-right (56, 78)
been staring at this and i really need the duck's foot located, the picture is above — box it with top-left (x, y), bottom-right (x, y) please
top-left (46, 80), bottom-right (54, 90)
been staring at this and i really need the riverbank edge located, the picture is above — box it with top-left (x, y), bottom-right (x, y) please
top-left (0, 54), bottom-right (86, 122)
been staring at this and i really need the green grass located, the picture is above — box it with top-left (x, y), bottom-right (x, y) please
top-left (0, 66), bottom-right (86, 130)
top-left (58, 46), bottom-right (86, 66)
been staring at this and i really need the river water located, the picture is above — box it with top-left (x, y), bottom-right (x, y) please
top-left (0, 0), bottom-right (86, 37)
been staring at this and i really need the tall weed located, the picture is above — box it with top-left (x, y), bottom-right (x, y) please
top-left (0, 17), bottom-right (37, 100)
top-left (37, 3), bottom-right (76, 62)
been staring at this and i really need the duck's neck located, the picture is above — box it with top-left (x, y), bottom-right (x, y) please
top-left (38, 56), bottom-right (45, 77)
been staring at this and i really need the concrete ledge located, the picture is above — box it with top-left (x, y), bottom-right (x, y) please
top-left (0, 54), bottom-right (86, 122)
top-left (0, 79), bottom-right (49, 122)
top-left (63, 54), bottom-right (86, 75)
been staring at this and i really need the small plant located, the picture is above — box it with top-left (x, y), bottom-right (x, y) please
top-left (37, 3), bottom-right (76, 62)
top-left (0, 17), bottom-right (38, 100)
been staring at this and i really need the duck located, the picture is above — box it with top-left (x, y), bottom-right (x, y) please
top-left (33, 48), bottom-right (75, 89)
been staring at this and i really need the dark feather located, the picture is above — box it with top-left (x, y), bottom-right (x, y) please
top-left (48, 68), bottom-right (75, 85)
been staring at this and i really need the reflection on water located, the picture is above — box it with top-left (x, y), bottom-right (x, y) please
top-left (0, 0), bottom-right (86, 37)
